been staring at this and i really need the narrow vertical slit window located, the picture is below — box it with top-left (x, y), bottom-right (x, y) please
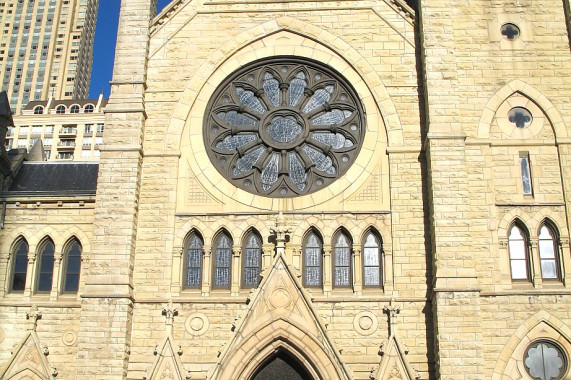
top-left (520, 153), bottom-right (532, 195)
top-left (333, 233), bottom-right (351, 287)
top-left (213, 233), bottom-right (232, 289)
top-left (242, 233), bottom-right (261, 288)
top-left (184, 233), bottom-right (203, 289)
top-left (363, 232), bottom-right (382, 287)
top-left (62, 238), bottom-right (81, 293)
top-left (304, 232), bottom-right (322, 287)
top-left (508, 224), bottom-right (529, 281)
top-left (36, 239), bottom-right (55, 292)
top-left (538, 225), bottom-right (559, 280)
top-left (11, 239), bottom-right (28, 292)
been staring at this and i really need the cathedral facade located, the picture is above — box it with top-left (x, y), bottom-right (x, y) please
top-left (1, 0), bottom-right (571, 379)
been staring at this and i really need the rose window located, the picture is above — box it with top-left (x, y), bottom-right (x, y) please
top-left (203, 58), bottom-right (365, 197)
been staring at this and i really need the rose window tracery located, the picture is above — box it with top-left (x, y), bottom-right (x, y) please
top-left (203, 58), bottom-right (365, 197)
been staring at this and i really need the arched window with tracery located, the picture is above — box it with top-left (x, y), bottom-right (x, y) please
top-left (333, 231), bottom-right (352, 288)
top-left (36, 238), bottom-right (55, 293)
top-left (538, 223), bottom-right (560, 281)
top-left (10, 238), bottom-right (29, 292)
top-left (184, 232), bottom-right (203, 289)
top-left (303, 231), bottom-right (323, 287)
top-left (363, 230), bottom-right (382, 287)
top-left (508, 223), bottom-right (530, 281)
top-left (242, 231), bottom-right (262, 288)
top-left (62, 238), bottom-right (82, 293)
top-left (213, 231), bottom-right (232, 289)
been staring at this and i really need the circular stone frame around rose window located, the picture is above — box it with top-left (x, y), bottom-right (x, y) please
top-left (203, 57), bottom-right (366, 198)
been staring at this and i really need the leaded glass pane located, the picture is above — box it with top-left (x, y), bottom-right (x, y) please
top-left (521, 157), bottom-right (532, 195)
top-left (12, 241), bottom-right (28, 292)
top-left (302, 145), bottom-right (336, 175)
top-left (541, 261), bottom-right (557, 279)
top-left (509, 227), bottom-right (526, 259)
top-left (185, 234), bottom-right (203, 288)
top-left (187, 269), bottom-right (201, 287)
top-left (289, 72), bottom-right (307, 107)
top-left (64, 240), bottom-right (82, 293)
top-left (243, 234), bottom-right (261, 287)
top-left (263, 73), bottom-right (280, 108)
top-left (305, 233), bottom-right (322, 287)
top-left (335, 268), bottom-right (350, 286)
top-left (524, 342), bottom-right (566, 380)
top-left (233, 146), bottom-right (265, 176)
top-left (37, 241), bottom-right (54, 292)
top-left (334, 234), bottom-right (351, 287)
top-left (267, 116), bottom-right (302, 143)
top-left (216, 134), bottom-right (257, 150)
top-left (205, 59), bottom-right (365, 197)
top-left (539, 227), bottom-right (555, 258)
top-left (303, 85), bottom-right (334, 113)
top-left (217, 111), bottom-right (257, 127)
top-left (311, 132), bottom-right (353, 149)
top-left (288, 152), bottom-right (307, 191)
top-left (511, 260), bottom-right (528, 280)
top-left (261, 153), bottom-right (280, 191)
top-left (364, 267), bottom-right (380, 286)
top-left (236, 87), bottom-right (266, 114)
top-left (311, 109), bottom-right (352, 126)
top-left (214, 235), bottom-right (231, 288)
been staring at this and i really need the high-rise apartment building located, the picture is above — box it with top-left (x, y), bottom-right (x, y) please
top-left (0, 0), bottom-right (98, 114)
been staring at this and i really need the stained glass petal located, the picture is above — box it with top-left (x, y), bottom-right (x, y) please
top-left (218, 111), bottom-right (257, 127)
top-left (311, 109), bottom-right (352, 126)
top-left (216, 134), bottom-right (257, 150)
top-left (303, 85), bottom-right (334, 113)
top-left (302, 145), bottom-right (336, 175)
top-left (288, 152), bottom-right (307, 191)
top-left (233, 146), bottom-right (265, 176)
top-left (263, 73), bottom-right (280, 108)
top-left (236, 87), bottom-right (266, 114)
top-left (310, 132), bottom-right (351, 149)
top-left (261, 153), bottom-right (280, 191)
top-left (289, 72), bottom-right (307, 107)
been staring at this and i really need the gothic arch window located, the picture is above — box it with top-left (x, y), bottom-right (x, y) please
top-left (303, 230), bottom-right (323, 288)
top-left (212, 231), bottom-right (232, 289)
top-left (363, 230), bottom-right (383, 287)
top-left (184, 231), bottom-right (203, 289)
top-left (538, 222), bottom-right (561, 281)
top-left (508, 222), bottom-right (530, 281)
top-left (242, 230), bottom-right (262, 288)
top-left (203, 57), bottom-right (365, 198)
top-left (62, 238), bottom-right (82, 293)
top-left (332, 230), bottom-right (352, 288)
top-left (10, 237), bottom-right (28, 292)
top-left (36, 238), bottom-right (55, 293)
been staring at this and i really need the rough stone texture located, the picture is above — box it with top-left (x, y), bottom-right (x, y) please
top-left (1, 0), bottom-right (571, 379)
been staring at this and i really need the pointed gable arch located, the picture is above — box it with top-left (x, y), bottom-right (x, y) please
top-left (0, 331), bottom-right (56, 380)
top-left (144, 336), bottom-right (189, 380)
top-left (478, 79), bottom-right (567, 140)
top-left (492, 310), bottom-right (571, 380)
top-left (210, 255), bottom-right (352, 380)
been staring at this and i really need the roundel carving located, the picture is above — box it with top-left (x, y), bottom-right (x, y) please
top-left (203, 57), bottom-right (366, 198)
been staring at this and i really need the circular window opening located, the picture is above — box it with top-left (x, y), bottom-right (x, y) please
top-left (524, 340), bottom-right (568, 380)
top-left (203, 57), bottom-right (366, 198)
top-left (508, 107), bottom-right (532, 129)
top-left (501, 23), bottom-right (520, 40)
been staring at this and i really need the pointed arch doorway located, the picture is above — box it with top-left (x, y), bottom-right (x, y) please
top-left (250, 350), bottom-right (314, 380)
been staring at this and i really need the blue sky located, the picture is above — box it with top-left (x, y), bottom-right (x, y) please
top-left (88, 0), bottom-right (172, 98)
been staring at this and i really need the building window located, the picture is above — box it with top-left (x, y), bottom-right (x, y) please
top-left (303, 231), bottom-right (323, 287)
top-left (242, 231), bottom-right (262, 288)
top-left (36, 239), bottom-right (55, 293)
top-left (62, 238), bottom-right (81, 293)
top-left (363, 231), bottom-right (382, 287)
top-left (213, 232), bottom-right (232, 289)
top-left (84, 124), bottom-right (93, 133)
top-left (520, 153), bottom-right (533, 195)
top-left (202, 57), bottom-right (365, 198)
top-left (55, 105), bottom-right (65, 114)
top-left (508, 223), bottom-right (530, 281)
top-left (184, 232), bottom-right (203, 289)
top-left (70, 104), bottom-right (79, 113)
top-left (524, 340), bottom-right (568, 380)
top-left (96, 124), bottom-right (104, 133)
top-left (83, 104), bottom-right (94, 113)
top-left (10, 238), bottom-right (28, 292)
top-left (538, 224), bottom-right (560, 280)
top-left (33, 105), bottom-right (43, 114)
top-left (333, 232), bottom-right (351, 288)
